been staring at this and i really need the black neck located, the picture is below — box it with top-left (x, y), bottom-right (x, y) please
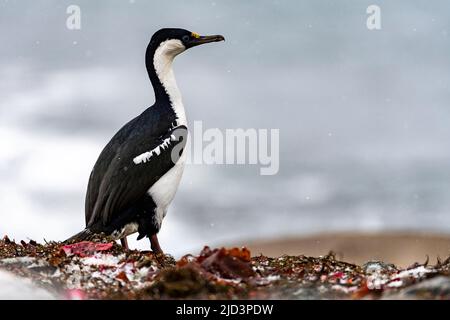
top-left (145, 44), bottom-right (170, 104)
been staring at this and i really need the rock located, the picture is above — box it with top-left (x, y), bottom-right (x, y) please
top-left (363, 261), bottom-right (397, 274)
top-left (0, 269), bottom-right (55, 300)
top-left (383, 276), bottom-right (450, 300)
top-left (2, 237), bottom-right (450, 300)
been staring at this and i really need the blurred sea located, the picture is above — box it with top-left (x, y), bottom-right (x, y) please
top-left (0, 0), bottom-right (449, 256)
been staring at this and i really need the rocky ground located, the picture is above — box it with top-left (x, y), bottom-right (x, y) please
top-left (1, 235), bottom-right (450, 300)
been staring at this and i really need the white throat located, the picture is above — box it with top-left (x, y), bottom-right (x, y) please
top-left (153, 39), bottom-right (187, 126)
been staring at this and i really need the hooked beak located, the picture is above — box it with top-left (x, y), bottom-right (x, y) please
top-left (188, 34), bottom-right (225, 48)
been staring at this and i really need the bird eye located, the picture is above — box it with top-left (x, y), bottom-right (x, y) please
top-left (182, 35), bottom-right (190, 42)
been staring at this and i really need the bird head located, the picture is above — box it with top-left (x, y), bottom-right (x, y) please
top-left (150, 28), bottom-right (225, 51)
top-left (145, 28), bottom-right (224, 99)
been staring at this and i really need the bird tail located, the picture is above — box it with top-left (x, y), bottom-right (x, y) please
top-left (64, 229), bottom-right (94, 243)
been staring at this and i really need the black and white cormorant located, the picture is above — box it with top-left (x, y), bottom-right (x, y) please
top-left (67, 28), bottom-right (225, 253)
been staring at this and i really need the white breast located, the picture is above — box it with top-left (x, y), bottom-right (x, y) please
top-left (148, 148), bottom-right (187, 229)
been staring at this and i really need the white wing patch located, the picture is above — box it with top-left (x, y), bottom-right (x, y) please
top-left (133, 134), bottom-right (178, 165)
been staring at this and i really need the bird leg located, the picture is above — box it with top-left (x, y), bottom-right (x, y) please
top-left (150, 234), bottom-right (163, 255)
top-left (120, 237), bottom-right (129, 250)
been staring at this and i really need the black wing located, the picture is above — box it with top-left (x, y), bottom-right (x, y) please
top-left (85, 116), bottom-right (139, 225)
top-left (86, 123), bottom-right (187, 227)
